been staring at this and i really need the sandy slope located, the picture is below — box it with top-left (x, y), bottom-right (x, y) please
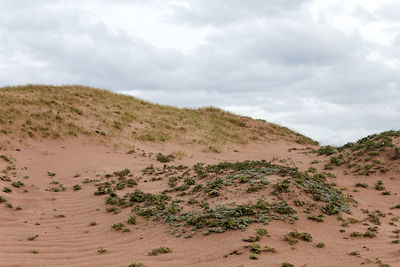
top-left (1, 138), bottom-right (400, 267)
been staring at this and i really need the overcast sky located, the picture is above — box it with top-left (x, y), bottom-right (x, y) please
top-left (1, 0), bottom-right (399, 145)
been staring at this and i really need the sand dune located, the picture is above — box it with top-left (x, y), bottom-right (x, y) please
top-left (1, 86), bottom-right (399, 267)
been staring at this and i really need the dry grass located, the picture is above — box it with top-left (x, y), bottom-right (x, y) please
top-left (0, 85), bottom-right (318, 147)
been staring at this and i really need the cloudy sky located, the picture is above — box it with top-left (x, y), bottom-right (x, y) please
top-left (1, 0), bottom-right (399, 145)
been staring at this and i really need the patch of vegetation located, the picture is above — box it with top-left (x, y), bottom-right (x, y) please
top-left (127, 215), bottom-right (136, 225)
top-left (73, 184), bottom-right (82, 191)
top-left (11, 181), bottom-right (24, 187)
top-left (375, 180), bottom-right (385, 191)
top-left (355, 183), bottom-right (368, 188)
top-left (2, 187), bottom-right (11, 193)
top-left (363, 231), bottom-right (376, 238)
top-left (97, 247), bottom-right (107, 254)
top-left (318, 146), bottom-right (336, 156)
top-left (156, 153), bottom-right (175, 163)
top-left (112, 222), bottom-right (130, 232)
top-left (249, 253), bottom-right (259, 260)
top-left (282, 262), bottom-right (294, 267)
top-left (0, 155), bottom-right (11, 162)
top-left (148, 247), bottom-right (172, 256)
top-left (308, 214), bottom-right (324, 222)
top-left (350, 231), bottom-right (361, 237)
top-left (94, 160), bottom-right (352, 237)
top-left (28, 235), bottom-right (39, 241)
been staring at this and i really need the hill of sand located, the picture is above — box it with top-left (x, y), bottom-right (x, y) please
top-left (1, 85), bottom-right (400, 267)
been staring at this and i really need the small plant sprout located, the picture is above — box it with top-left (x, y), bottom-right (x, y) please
top-left (28, 235), bottom-right (39, 241)
top-left (98, 247), bottom-right (107, 254)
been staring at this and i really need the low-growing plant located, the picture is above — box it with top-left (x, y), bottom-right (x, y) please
top-left (375, 180), bottom-right (385, 191)
top-left (363, 231), bottom-right (376, 238)
top-left (355, 183), bottom-right (368, 188)
top-left (98, 247), bottom-right (107, 254)
top-left (127, 215), bottom-right (136, 225)
top-left (112, 222), bottom-right (130, 232)
top-left (308, 214), bottom-right (324, 222)
top-left (264, 246), bottom-right (276, 253)
top-left (2, 187), bottom-right (11, 193)
top-left (249, 254), bottom-right (259, 260)
top-left (28, 234), bottom-right (39, 241)
top-left (148, 247), bottom-right (172, 256)
top-left (156, 153), bottom-right (175, 163)
top-left (12, 181), bottom-right (24, 188)
top-left (350, 231), bottom-right (361, 237)
top-left (73, 184), bottom-right (82, 191)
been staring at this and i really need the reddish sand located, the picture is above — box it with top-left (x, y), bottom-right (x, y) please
top-left (1, 138), bottom-right (400, 267)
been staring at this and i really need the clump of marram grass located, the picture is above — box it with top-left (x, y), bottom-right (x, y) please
top-left (148, 247), bottom-right (172, 256)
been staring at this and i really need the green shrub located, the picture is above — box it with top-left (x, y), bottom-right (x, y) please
top-left (249, 254), bottom-right (259, 260)
top-left (2, 187), bottom-right (11, 193)
top-left (318, 146), bottom-right (336, 156)
top-left (308, 215), bottom-right (324, 222)
top-left (127, 215), bottom-right (136, 225)
top-left (73, 184), bottom-right (82, 191)
top-left (156, 153), bottom-right (175, 163)
top-left (148, 247), bottom-right (172, 256)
